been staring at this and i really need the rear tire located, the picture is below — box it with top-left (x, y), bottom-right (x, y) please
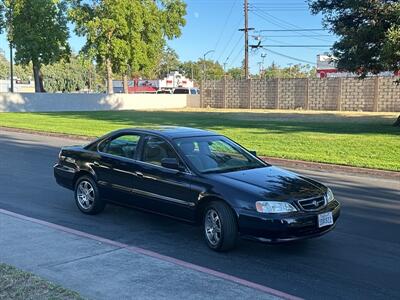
top-left (74, 176), bottom-right (106, 215)
top-left (203, 201), bottom-right (238, 251)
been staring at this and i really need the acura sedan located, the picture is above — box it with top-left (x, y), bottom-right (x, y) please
top-left (54, 127), bottom-right (340, 251)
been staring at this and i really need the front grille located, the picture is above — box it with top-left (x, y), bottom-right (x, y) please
top-left (298, 195), bottom-right (326, 211)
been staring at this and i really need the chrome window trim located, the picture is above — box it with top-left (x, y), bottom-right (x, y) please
top-left (139, 134), bottom-right (193, 175)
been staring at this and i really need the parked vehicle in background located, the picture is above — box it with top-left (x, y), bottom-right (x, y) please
top-left (54, 127), bottom-right (340, 252)
top-left (156, 89), bottom-right (172, 94)
top-left (173, 87), bottom-right (199, 94)
top-left (112, 71), bottom-right (195, 94)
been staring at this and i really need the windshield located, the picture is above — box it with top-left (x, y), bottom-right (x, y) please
top-left (175, 136), bottom-right (266, 174)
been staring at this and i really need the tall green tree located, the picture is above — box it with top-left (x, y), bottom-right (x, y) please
top-left (226, 67), bottom-right (243, 79)
top-left (309, 0), bottom-right (400, 125)
top-left (42, 55), bottom-right (104, 93)
top-left (179, 60), bottom-right (200, 81)
top-left (309, 0), bottom-right (400, 76)
top-left (7, 0), bottom-right (70, 92)
top-left (157, 46), bottom-right (180, 78)
top-left (70, 0), bottom-right (186, 94)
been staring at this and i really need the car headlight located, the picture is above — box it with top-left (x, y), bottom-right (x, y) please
top-left (255, 201), bottom-right (297, 213)
top-left (326, 188), bottom-right (334, 203)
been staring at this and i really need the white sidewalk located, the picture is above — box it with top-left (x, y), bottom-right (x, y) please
top-left (0, 210), bottom-right (289, 300)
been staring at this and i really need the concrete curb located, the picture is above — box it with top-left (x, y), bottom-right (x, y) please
top-left (0, 209), bottom-right (300, 300)
top-left (263, 157), bottom-right (400, 180)
top-left (1, 126), bottom-right (398, 179)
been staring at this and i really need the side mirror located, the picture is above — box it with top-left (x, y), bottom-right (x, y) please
top-left (249, 150), bottom-right (257, 156)
top-left (161, 158), bottom-right (181, 171)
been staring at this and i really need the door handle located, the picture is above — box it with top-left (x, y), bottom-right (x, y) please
top-left (93, 161), bottom-right (100, 167)
top-left (135, 171), bottom-right (144, 177)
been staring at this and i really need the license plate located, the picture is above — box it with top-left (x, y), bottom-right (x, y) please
top-left (318, 212), bottom-right (333, 228)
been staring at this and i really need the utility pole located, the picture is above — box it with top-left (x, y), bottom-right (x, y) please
top-left (239, 0), bottom-right (253, 79)
top-left (244, 0), bottom-right (249, 79)
top-left (9, 2), bottom-right (14, 93)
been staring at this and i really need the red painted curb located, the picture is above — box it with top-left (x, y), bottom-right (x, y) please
top-left (0, 208), bottom-right (302, 300)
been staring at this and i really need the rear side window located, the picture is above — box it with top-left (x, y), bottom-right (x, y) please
top-left (99, 134), bottom-right (141, 159)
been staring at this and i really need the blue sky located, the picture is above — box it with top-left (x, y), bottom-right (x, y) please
top-left (0, 0), bottom-right (337, 75)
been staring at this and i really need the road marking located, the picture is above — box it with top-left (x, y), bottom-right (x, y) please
top-left (0, 208), bottom-right (303, 300)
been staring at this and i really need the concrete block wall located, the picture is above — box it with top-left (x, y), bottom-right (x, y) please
top-left (250, 79), bottom-right (277, 109)
top-left (225, 80), bottom-right (248, 108)
top-left (378, 78), bottom-right (400, 112)
top-left (201, 77), bottom-right (400, 112)
top-left (341, 78), bottom-right (375, 111)
top-left (308, 78), bottom-right (340, 110)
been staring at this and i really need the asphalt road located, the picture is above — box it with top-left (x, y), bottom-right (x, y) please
top-left (0, 129), bottom-right (399, 300)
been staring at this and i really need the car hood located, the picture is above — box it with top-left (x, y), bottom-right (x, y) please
top-left (216, 166), bottom-right (326, 201)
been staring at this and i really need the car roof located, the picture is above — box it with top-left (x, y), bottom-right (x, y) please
top-left (114, 126), bottom-right (218, 139)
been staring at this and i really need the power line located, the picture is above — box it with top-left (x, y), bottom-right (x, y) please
top-left (257, 29), bottom-right (327, 32)
top-left (216, 18), bottom-right (243, 63)
top-left (251, 10), bottom-right (332, 43)
top-left (211, 0), bottom-right (239, 60)
top-left (224, 35), bottom-right (244, 64)
top-left (253, 34), bottom-right (333, 38)
top-left (230, 47), bottom-right (244, 67)
top-left (252, 45), bottom-right (331, 48)
top-left (263, 48), bottom-right (316, 65)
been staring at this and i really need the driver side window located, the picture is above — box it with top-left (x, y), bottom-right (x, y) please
top-left (142, 136), bottom-right (179, 166)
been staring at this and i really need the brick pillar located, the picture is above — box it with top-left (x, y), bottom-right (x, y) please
top-left (336, 78), bottom-right (342, 111)
top-left (223, 76), bottom-right (227, 108)
top-left (305, 78), bottom-right (310, 110)
top-left (275, 78), bottom-right (280, 109)
top-left (248, 78), bottom-right (252, 109)
top-left (373, 77), bottom-right (380, 112)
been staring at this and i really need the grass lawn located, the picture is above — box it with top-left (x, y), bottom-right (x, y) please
top-left (0, 109), bottom-right (399, 171)
top-left (0, 263), bottom-right (84, 300)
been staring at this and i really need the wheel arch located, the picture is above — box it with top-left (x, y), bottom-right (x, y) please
top-left (73, 169), bottom-right (97, 187)
top-left (195, 195), bottom-right (239, 224)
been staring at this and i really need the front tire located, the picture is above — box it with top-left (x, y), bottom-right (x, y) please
top-left (74, 176), bottom-right (105, 215)
top-left (203, 201), bottom-right (238, 251)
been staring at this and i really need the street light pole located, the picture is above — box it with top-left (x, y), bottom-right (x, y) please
top-left (202, 50), bottom-right (215, 81)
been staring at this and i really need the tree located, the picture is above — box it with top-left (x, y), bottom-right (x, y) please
top-left (7, 0), bottom-right (70, 92)
top-left (309, 0), bottom-right (399, 76)
top-left (70, 0), bottom-right (186, 93)
top-left (0, 51), bottom-right (8, 79)
top-left (42, 55), bottom-right (104, 93)
top-left (260, 63), bottom-right (316, 79)
top-left (0, 51), bottom-right (31, 80)
top-left (157, 46), bottom-right (180, 78)
top-left (309, 0), bottom-right (400, 125)
top-left (226, 67), bottom-right (243, 79)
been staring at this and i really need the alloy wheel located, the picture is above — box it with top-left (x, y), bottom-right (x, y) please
top-left (205, 208), bottom-right (222, 246)
top-left (76, 180), bottom-right (95, 209)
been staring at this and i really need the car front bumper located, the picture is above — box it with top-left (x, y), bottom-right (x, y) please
top-left (237, 200), bottom-right (341, 243)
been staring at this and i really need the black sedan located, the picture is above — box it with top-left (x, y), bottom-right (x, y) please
top-left (54, 127), bottom-right (340, 251)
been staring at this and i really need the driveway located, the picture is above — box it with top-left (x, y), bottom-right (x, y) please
top-left (0, 129), bottom-right (399, 299)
